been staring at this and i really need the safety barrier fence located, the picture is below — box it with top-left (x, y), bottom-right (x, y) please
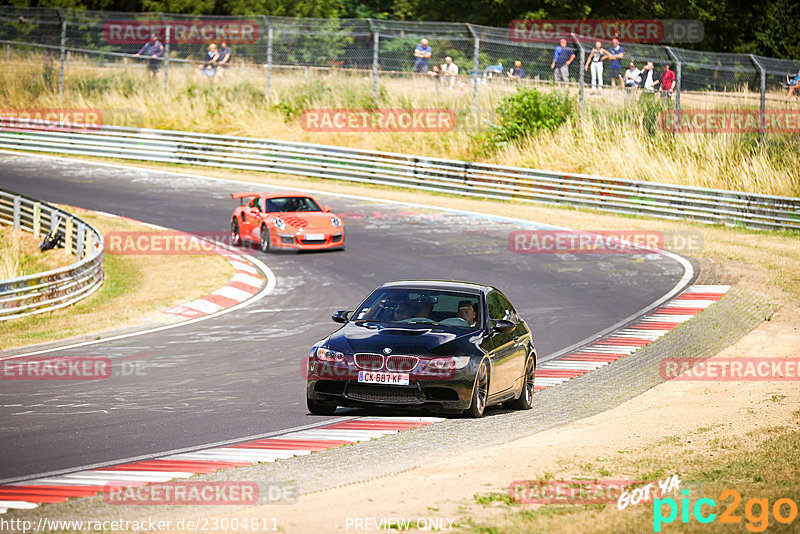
top-left (0, 188), bottom-right (104, 321)
top-left (0, 118), bottom-right (798, 231)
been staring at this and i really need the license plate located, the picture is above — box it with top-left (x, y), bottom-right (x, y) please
top-left (305, 233), bottom-right (325, 240)
top-left (358, 371), bottom-right (410, 385)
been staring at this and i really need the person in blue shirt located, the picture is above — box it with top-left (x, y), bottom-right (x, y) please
top-left (134, 34), bottom-right (165, 78)
top-left (508, 60), bottom-right (526, 81)
top-left (413, 38), bottom-right (433, 74)
top-left (550, 38), bottom-right (575, 85)
top-left (604, 38), bottom-right (624, 90)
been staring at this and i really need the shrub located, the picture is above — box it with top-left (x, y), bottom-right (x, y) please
top-left (483, 87), bottom-right (575, 151)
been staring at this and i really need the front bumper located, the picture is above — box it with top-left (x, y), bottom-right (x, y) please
top-left (271, 230), bottom-right (344, 250)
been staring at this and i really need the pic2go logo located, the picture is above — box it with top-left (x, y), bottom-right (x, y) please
top-left (654, 489), bottom-right (799, 532)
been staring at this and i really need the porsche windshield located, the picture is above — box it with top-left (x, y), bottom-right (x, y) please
top-left (266, 197), bottom-right (322, 212)
top-left (354, 289), bottom-right (481, 328)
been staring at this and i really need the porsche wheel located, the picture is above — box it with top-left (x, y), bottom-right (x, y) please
top-left (259, 224), bottom-right (270, 252)
top-left (307, 396), bottom-right (337, 415)
top-left (231, 219), bottom-right (241, 247)
top-left (465, 361), bottom-right (489, 418)
top-left (508, 355), bottom-right (535, 410)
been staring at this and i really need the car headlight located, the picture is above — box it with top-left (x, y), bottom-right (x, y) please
top-left (331, 217), bottom-right (342, 227)
top-left (424, 356), bottom-right (471, 372)
top-left (273, 217), bottom-right (286, 230)
top-left (316, 347), bottom-right (345, 362)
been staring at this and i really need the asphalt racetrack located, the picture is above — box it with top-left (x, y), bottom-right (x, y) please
top-left (0, 153), bottom-right (690, 481)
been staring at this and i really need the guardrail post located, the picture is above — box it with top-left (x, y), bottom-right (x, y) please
top-left (76, 222), bottom-right (85, 259)
top-left (32, 202), bottom-right (41, 239)
top-left (666, 47), bottom-right (681, 132)
top-left (749, 55), bottom-right (766, 142)
top-left (49, 208), bottom-right (58, 233)
top-left (65, 217), bottom-right (74, 256)
top-left (13, 196), bottom-right (21, 229)
top-left (264, 17), bottom-right (273, 99)
top-left (84, 228), bottom-right (93, 258)
top-left (57, 8), bottom-right (66, 101)
top-left (572, 33), bottom-right (585, 118)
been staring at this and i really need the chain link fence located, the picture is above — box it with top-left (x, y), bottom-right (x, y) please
top-left (2, 7), bottom-right (799, 130)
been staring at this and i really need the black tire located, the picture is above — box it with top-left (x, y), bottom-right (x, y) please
top-left (231, 219), bottom-right (241, 247)
top-left (508, 355), bottom-right (535, 410)
top-left (259, 224), bottom-right (270, 252)
top-left (307, 396), bottom-right (337, 415)
top-left (465, 361), bottom-right (489, 418)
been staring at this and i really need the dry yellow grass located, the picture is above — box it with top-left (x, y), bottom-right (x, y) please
top-left (0, 225), bottom-right (75, 279)
top-left (3, 55), bottom-right (799, 196)
top-left (0, 207), bottom-right (234, 351)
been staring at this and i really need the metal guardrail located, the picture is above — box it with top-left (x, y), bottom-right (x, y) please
top-left (0, 118), bottom-right (798, 230)
top-left (0, 188), bottom-right (104, 321)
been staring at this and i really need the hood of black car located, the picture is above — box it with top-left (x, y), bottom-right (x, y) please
top-left (327, 322), bottom-right (480, 356)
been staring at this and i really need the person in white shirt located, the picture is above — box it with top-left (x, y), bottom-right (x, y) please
top-left (441, 56), bottom-right (459, 89)
top-left (640, 61), bottom-right (661, 95)
top-left (624, 61), bottom-right (641, 88)
top-left (583, 40), bottom-right (607, 94)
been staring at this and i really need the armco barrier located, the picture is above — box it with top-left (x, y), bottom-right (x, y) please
top-left (0, 189), bottom-right (103, 321)
top-left (0, 118), bottom-right (798, 230)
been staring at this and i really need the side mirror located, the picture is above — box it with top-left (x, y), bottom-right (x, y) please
top-left (248, 207), bottom-right (260, 214)
top-left (492, 319), bottom-right (516, 333)
top-left (323, 205), bottom-right (332, 212)
top-left (331, 310), bottom-right (351, 323)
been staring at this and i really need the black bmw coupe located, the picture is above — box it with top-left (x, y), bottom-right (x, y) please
top-left (306, 280), bottom-right (537, 417)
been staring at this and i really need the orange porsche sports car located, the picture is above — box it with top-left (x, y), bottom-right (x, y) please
top-left (230, 192), bottom-right (345, 252)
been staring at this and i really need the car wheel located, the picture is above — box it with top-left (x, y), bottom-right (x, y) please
top-left (259, 224), bottom-right (270, 252)
top-left (509, 355), bottom-right (535, 410)
top-left (465, 361), bottom-right (489, 418)
top-left (307, 396), bottom-right (337, 415)
top-left (231, 219), bottom-right (241, 247)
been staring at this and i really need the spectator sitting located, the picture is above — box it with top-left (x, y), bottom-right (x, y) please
top-left (640, 61), bottom-right (661, 96)
top-left (787, 69), bottom-right (800, 99)
top-left (134, 34), bottom-right (164, 78)
top-left (441, 56), bottom-right (459, 89)
top-left (550, 38), bottom-right (575, 86)
top-left (507, 60), bottom-right (526, 81)
top-left (413, 38), bottom-right (433, 74)
top-left (624, 61), bottom-right (641, 88)
top-left (196, 44), bottom-right (219, 79)
top-left (484, 62), bottom-right (504, 78)
top-left (660, 63), bottom-right (676, 99)
top-left (216, 40), bottom-right (232, 75)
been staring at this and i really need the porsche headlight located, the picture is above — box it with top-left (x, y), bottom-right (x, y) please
top-left (273, 217), bottom-right (286, 230)
top-left (331, 217), bottom-right (342, 227)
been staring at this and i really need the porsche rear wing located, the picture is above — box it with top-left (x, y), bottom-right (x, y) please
top-left (231, 192), bottom-right (263, 205)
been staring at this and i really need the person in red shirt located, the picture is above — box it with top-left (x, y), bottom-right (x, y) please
top-left (661, 63), bottom-right (676, 99)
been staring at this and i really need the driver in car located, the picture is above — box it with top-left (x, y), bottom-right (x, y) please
top-left (456, 300), bottom-right (478, 326)
top-left (394, 300), bottom-right (421, 321)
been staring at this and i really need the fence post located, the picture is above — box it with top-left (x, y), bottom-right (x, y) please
top-left (13, 196), bottom-right (20, 229)
top-left (367, 19), bottom-right (379, 104)
top-left (466, 24), bottom-right (480, 114)
top-left (749, 54), bottom-right (766, 142)
top-left (76, 222), bottom-right (85, 259)
top-left (666, 47), bottom-right (681, 132)
top-left (264, 16), bottom-right (273, 99)
top-left (572, 33), bottom-right (584, 118)
top-left (57, 8), bottom-right (66, 100)
top-left (65, 218), bottom-right (74, 256)
top-left (32, 202), bottom-right (41, 239)
top-left (160, 14), bottom-right (169, 91)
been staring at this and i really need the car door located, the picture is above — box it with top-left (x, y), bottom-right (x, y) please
top-left (499, 292), bottom-right (530, 391)
top-left (486, 291), bottom-right (521, 395)
top-left (242, 196), bottom-right (262, 239)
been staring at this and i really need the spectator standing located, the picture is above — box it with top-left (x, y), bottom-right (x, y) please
top-left (507, 60), bottom-right (526, 81)
top-left (441, 56), bottom-right (459, 89)
top-left (216, 40), bottom-right (232, 76)
top-left (413, 38), bottom-right (433, 74)
top-left (583, 40), bottom-right (607, 93)
top-left (550, 38), bottom-right (575, 86)
top-left (624, 61), bottom-right (641, 88)
top-left (604, 37), bottom-right (624, 89)
top-left (660, 63), bottom-right (675, 99)
top-left (640, 61), bottom-right (661, 97)
top-left (134, 34), bottom-right (164, 78)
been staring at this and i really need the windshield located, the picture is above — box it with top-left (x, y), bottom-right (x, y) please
top-left (266, 197), bottom-right (322, 213)
top-left (354, 288), bottom-right (481, 328)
